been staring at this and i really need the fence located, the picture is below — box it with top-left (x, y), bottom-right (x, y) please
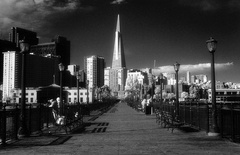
top-left (126, 100), bottom-right (240, 143)
top-left (0, 100), bottom-right (117, 145)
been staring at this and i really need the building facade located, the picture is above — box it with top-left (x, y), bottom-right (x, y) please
top-left (84, 55), bottom-right (105, 88)
top-left (109, 14), bottom-right (127, 98)
top-left (30, 36), bottom-right (70, 67)
top-left (9, 27), bottom-right (39, 47)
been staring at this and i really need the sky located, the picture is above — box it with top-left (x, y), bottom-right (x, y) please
top-left (0, 0), bottom-right (240, 83)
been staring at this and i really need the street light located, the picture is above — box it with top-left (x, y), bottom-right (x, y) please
top-left (59, 63), bottom-right (65, 115)
top-left (173, 62), bottom-right (180, 117)
top-left (159, 73), bottom-right (163, 105)
top-left (18, 38), bottom-right (30, 138)
top-left (76, 71), bottom-right (80, 104)
top-left (206, 37), bottom-right (219, 136)
top-left (86, 80), bottom-right (89, 105)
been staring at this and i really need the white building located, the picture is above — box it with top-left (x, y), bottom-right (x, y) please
top-left (66, 87), bottom-right (93, 104)
top-left (67, 64), bottom-right (80, 76)
top-left (12, 87), bottom-right (93, 104)
top-left (84, 55), bottom-right (105, 89)
top-left (2, 51), bottom-right (17, 102)
top-left (11, 88), bottom-right (37, 104)
top-left (104, 67), bottom-right (111, 86)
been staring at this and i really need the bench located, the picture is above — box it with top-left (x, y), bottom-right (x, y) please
top-left (155, 109), bottom-right (183, 133)
top-left (51, 110), bottom-right (82, 134)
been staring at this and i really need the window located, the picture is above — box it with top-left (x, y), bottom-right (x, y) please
top-left (30, 98), bottom-right (33, 102)
top-left (69, 92), bottom-right (71, 95)
top-left (80, 93), bottom-right (83, 95)
top-left (69, 98), bottom-right (71, 102)
top-left (80, 98), bottom-right (83, 102)
top-left (74, 92), bottom-right (77, 95)
top-left (31, 93), bottom-right (34, 96)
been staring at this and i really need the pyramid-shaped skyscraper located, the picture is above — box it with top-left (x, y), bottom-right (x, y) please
top-left (107, 14), bottom-right (127, 98)
top-left (112, 14), bottom-right (126, 69)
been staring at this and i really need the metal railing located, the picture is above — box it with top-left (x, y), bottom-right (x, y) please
top-left (0, 103), bottom-right (82, 145)
top-left (154, 101), bottom-right (240, 142)
top-left (0, 100), bottom-right (117, 145)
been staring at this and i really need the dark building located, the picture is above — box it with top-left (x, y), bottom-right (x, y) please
top-left (12, 53), bottom-right (61, 88)
top-left (9, 27), bottom-right (39, 47)
top-left (30, 36), bottom-right (70, 67)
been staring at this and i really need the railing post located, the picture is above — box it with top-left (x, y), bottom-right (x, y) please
top-left (28, 104), bottom-right (32, 135)
top-left (220, 102), bottom-right (224, 138)
top-left (231, 103), bottom-right (235, 142)
top-left (206, 103), bottom-right (209, 134)
top-left (14, 104), bottom-right (19, 140)
top-left (190, 101), bottom-right (192, 126)
top-left (46, 105), bottom-right (49, 128)
top-left (1, 104), bottom-right (7, 145)
top-left (38, 103), bottom-right (42, 132)
top-left (197, 102), bottom-right (200, 130)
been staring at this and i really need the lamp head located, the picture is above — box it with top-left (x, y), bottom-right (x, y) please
top-left (206, 37), bottom-right (217, 53)
top-left (19, 38), bottom-right (30, 54)
top-left (159, 73), bottom-right (163, 79)
top-left (58, 63), bottom-right (65, 71)
top-left (173, 62), bottom-right (180, 72)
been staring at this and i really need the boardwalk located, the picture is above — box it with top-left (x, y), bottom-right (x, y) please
top-left (1, 102), bottom-right (240, 155)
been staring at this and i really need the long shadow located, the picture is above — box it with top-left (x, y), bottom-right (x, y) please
top-left (0, 135), bottom-right (72, 149)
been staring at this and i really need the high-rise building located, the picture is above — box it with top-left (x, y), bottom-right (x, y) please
top-left (104, 67), bottom-right (111, 87)
top-left (0, 39), bottom-right (16, 85)
top-left (186, 71), bottom-right (191, 84)
top-left (68, 64), bottom-right (80, 76)
top-left (84, 55), bottom-right (105, 88)
top-left (30, 35), bottom-right (70, 67)
top-left (108, 14), bottom-right (127, 97)
top-left (112, 15), bottom-right (126, 69)
top-left (191, 75), bottom-right (196, 84)
top-left (9, 27), bottom-right (39, 47)
top-left (196, 74), bottom-right (208, 83)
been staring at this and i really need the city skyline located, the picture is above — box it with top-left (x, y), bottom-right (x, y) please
top-left (0, 0), bottom-right (240, 82)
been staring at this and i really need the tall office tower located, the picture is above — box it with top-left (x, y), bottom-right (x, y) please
top-left (68, 64), bottom-right (80, 76)
top-left (109, 14), bottom-right (127, 97)
top-left (196, 74), bottom-right (208, 83)
top-left (191, 75), bottom-right (196, 84)
top-left (2, 51), bottom-right (19, 100)
top-left (112, 15), bottom-right (126, 69)
top-left (9, 27), bottom-right (39, 47)
top-left (0, 39), bottom-right (16, 85)
top-left (104, 67), bottom-right (111, 87)
top-left (186, 71), bottom-right (191, 84)
top-left (30, 35), bottom-right (70, 67)
top-left (84, 55), bottom-right (105, 88)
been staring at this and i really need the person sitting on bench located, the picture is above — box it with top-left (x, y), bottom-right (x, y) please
top-left (49, 97), bottom-right (65, 125)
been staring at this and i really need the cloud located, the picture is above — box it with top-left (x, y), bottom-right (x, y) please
top-left (178, 0), bottom-right (221, 11)
top-left (158, 62), bottom-right (233, 73)
top-left (0, 0), bottom-right (80, 39)
top-left (111, 0), bottom-right (126, 4)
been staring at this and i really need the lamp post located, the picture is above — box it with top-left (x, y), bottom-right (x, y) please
top-left (76, 71), bottom-right (80, 104)
top-left (173, 62), bottom-right (180, 117)
top-left (159, 73), bottom-right (163, 105)
top-left (206, 37), bottom-right (219, 136)
top-left (86, 80), bottom-right (89, 105)
top-left (59, 63), bottom-right (65, 115)
top-left (18, 38), bottom-right (30, 137)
